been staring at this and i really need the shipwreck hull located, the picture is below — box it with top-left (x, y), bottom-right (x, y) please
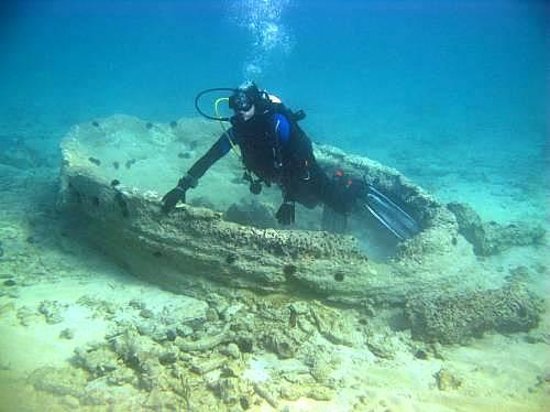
top-left (58, 115), bottom-right (492, 307)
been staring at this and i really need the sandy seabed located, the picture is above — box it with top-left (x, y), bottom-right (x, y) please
top-left (0, 130), bottom-right (548, 412)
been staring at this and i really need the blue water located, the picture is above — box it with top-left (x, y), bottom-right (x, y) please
top-left (1, 0), bottom-right (548, 198)
top-left (0, 2), bottom-right (549, 409)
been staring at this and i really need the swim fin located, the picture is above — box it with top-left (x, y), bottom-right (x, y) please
top-left (322, 204), bottom-right (348, 234)
top-left (362, 184), bottom-right (420, 240)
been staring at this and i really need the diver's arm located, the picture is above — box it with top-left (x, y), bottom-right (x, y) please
top-left (187, 131), bottom-right (233, 179)
top-left (161, 131), bottom-right (233, 213)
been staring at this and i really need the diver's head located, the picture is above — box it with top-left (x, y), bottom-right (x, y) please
top-left (229, 81), bottom-right (261, 121)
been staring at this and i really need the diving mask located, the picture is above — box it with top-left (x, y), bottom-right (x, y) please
top-left (229, 91), bottom-right (254, 112)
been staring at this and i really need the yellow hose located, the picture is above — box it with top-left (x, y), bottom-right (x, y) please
top-left (214, 97), bottom-right (241, 158)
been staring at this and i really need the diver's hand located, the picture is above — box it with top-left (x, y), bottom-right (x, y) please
top-left (161, 174), bottom-right (197, 213)
top-left (161, 187), bottom-right (187, 213)
top-left (276, 201), bottom-right (295, 225)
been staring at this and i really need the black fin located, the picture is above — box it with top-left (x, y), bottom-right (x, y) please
top-left (363, 185), bottom-right (420, 240)
top-left (322, 205), bottom-right (348, 234)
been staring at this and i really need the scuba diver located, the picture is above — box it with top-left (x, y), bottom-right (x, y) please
top-left (162, 81), bottom-right (419, 239)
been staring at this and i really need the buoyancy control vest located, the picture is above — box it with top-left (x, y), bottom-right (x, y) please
top-left (231, 100), bottom-right (313, 185)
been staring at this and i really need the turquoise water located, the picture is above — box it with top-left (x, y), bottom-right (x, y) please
top-left (1, 0), bottom-right (548, 208)
top-left (1, 1), bottom-right (546, 139)
top-left (0, 1), bottom-right (549, 410)
top-left (1, 0), bottom-right (546, 215)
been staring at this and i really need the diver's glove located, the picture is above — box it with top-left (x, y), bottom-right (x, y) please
top-left (161, 173), bottom-right (198, 213)
top-left (275, 201), bottom-right (295, 225)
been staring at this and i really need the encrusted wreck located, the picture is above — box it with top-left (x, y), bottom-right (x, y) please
top-left (58, 115), bottom-right (543, 342)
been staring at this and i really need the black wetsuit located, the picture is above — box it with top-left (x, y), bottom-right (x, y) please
top-left (186, 103), bottom-right (358, 214)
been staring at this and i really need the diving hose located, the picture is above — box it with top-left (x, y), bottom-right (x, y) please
top-left (194, 87), bottom-right (241, 160)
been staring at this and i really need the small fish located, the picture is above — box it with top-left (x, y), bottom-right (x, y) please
top-left (88, 157), bottom-right (101, 166)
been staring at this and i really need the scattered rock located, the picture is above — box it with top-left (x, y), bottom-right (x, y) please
top-left (434, 368), bottom-right (462, 391)
top-left (532, 370), bottom-right (550, 392)
top-left (220, 343), bottom-right (241, 359)
top-left (0, 301), bottom-right (15, 316)
top-left (60, 328), bottom-right (75, 339)
top-left (263, 331), bottom-right (296, 359)
top-left (365, 332), bottom-right (396, 360)
top-left (38, 300), bottom-right (67, 324)
top-left (73, 343), bottom-right (120, 378)
top-left (224, 200), bottom-right (277, 228)
top-left (205, 307), bottom-right (219, 322)
top-left (3, 279), bottom-right (16, 287)
top-left (158, 349), bottom-right (178, 365)
top-left (406, 284), bottom-right (544, 344)
top-left (28, 366), bottom-right (88, 397)
top-left (308, 385), bottom-right (335, 401)
top-left (308, 301), bottom-right (358, 346)
top-left (447, 202), bottom-right (546, 255)
top-left (139, 308), bottom-right (154, 319)
top-left (176, 325), bottom-right (232, 352)
top-left (190, 358), bottom-right (225, 375)
top-left (253, 382), bottom-right (279, 409)
top-left (524, 331), bottom-right (550, 345)
top-left (17, 305), bottom-right (39, 326)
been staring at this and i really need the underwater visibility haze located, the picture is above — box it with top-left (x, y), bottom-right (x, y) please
top-left (0, 0), bottom-right (548, 411)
